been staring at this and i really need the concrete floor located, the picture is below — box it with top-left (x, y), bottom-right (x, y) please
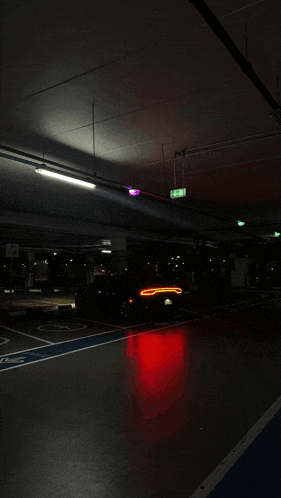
top-left (1, 297), bottom-right (281, 497)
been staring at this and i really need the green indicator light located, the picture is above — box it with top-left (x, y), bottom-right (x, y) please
top-left (170, 188), bottom-right (186, 199)
top-left (53, 252), bottom-right (57, 255)
top-left (274, 232), bottom-right (280, 237)
top-left (237, 220), bottom-right (245, 226)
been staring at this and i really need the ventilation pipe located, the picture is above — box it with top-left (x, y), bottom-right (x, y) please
top-left (189, 0), bottom-right (281, 125)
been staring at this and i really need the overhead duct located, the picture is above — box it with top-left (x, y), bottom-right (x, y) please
top-left (188, 0), bottom-right (281, 125)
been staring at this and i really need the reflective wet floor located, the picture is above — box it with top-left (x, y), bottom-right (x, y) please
top-left (1, 298), bottom-right (281, 497)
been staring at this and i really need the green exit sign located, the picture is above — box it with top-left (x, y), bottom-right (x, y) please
top-left (170, 188), bottom-right (186, 199)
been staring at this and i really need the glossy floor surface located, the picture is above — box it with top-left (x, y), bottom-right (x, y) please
top-left (1, 295), bottom-right (281, 497)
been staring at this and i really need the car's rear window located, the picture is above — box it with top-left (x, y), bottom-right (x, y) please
top-left (90, 275), bottom-right (181, 293)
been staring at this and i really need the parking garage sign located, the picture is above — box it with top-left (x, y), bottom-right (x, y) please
top-left (6, 244), bottom-right (19, 257)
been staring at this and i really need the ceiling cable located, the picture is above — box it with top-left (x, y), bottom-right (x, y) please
top-left (53, 90), bottom-right (196, 137)
top-left (245, 23), bottom-right (248, 60)
top-left (11, 1), bottom-right (265, 105)
top-left (135, 129), bottom-right (281, 168)
top-left (189, 0), bottom-right (281, 124)
top-left (139, 151), bottom-right (281, 171)
top-left (92, 103), bottom-right (96, 174)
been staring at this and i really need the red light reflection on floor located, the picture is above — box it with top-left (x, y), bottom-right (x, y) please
top-left (126, 329), bottom-right (189, 439)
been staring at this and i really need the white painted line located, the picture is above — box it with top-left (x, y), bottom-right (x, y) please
top-left (130, 321), bottom-right (153, 328)
top-left (31, 300), bottom-right (60, 305)
top-left (0, 326), bottom-right (55, 345)
top-left (0, 337), bottom-right (10, 345)
top-left (0, 320), bottom-right (155, 359)
top-left (189, 393), bottom-right (281, 498)
top-left (192, 296), bottom-right (281, 318)
top-left (0, 321), bottom-right (189, 371)
top-left (32, 300), bottom-right (75, 308)
top-left (0, 343), bottom-right (57, 356)
top-left (37, 323), bottom-right (87, 332)
top-left (2, 297), bottom-right (278, 369)
top-left (36, 321), bottom-right (161, 348)
top-left (0, 321), bottom-right (154, 360)
top-left (71, 317), bottom-right (151, 333)
top-left (72, 316), bottom-right (128, 328)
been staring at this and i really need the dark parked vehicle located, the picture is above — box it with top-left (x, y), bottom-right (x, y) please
top-left (75, 274), bottom-right (183, 318)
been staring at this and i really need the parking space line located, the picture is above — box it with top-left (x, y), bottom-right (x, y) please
top-left (0, 337), bottom-right (10, 345)
top-left (71, 316), bottom-right (125, 328)
top-left (189, 394), bottom-right (281, 498)
top-left (1, 325), bottom-right (55, 345)
top-left (0, 320), bottom-right (187, 372)
top-left (1, 298), bottom-right (274, 372)
top-left (180, 296), bottom-right (281, 321)
top-left (0, 321), bottom-right (153, 359)
top-left (32, 300), bottom-right (62, 305)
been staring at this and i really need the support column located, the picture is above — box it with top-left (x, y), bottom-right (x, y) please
top-left (231, 257), bottom-right (249, 287)
top-left (25, 251), bottom-right (35, 288)
top-left (86, 256), bottom-right (95, 284)
top-left (111, 237), bottom-right (126, 275)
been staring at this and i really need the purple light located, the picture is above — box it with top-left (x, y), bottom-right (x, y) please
top-left (129, 189), bottom-right (140, 196)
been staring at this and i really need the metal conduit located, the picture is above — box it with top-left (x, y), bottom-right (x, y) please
top-left (188, 0), bottom-right (281, 125)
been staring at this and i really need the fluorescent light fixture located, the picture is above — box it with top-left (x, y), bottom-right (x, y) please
top-left (101, 249), bottom-right (112, 253)
top-left (35, 167), bottom-right (96, 189)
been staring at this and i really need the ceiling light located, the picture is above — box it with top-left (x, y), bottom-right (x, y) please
top-left (101, 249), bottom-right (111, 253)
top-left (124, 186), bottom-right (140, 196)
top-left (35, 167), bottom-right (96, 189)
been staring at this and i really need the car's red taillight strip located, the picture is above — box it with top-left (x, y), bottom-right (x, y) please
top-left (140, 287), bottom-right (182, 296)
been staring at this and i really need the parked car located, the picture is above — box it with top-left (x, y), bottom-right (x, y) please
top-left (75, 274), bottom-right (183, 318)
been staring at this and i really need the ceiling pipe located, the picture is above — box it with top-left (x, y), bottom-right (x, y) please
top-left (0, 145), bottom-right (122, 188)
top-left (0, 145), bottom-right (271, 241)
top-left (188, 0), bottom-right (281, 125)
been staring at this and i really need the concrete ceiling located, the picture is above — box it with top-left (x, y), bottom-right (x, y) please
top-left (1, 0), bottom-right (281, 253)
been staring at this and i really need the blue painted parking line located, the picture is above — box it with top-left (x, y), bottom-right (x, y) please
top-left (190, 396), bottom-right (281, 498)
top-left (0, 321), bottom-right (178, 372)
top-left (0, 328), bottom-right (129, 372)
